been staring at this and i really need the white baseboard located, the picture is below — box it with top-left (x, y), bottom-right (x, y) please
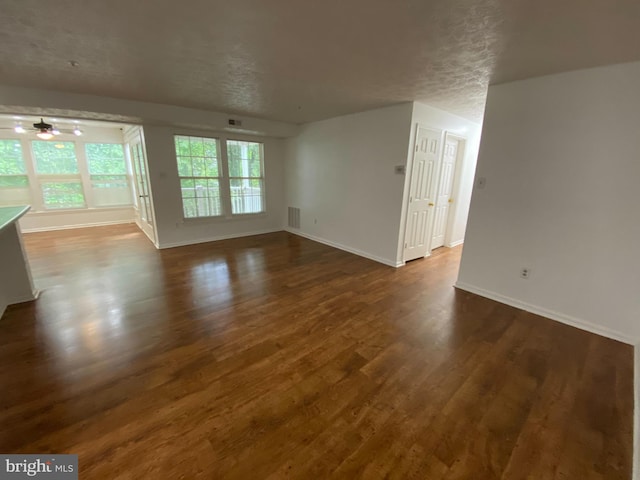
top-left (158, 228), bottom-right (283, 249)
top-left (455, 281), bottom-right (637, 345)
top-left (21, 219), bottom-right (134, 233)
top-left (446, 239), bottom-right (464, 248)
top-left (285, 228), bottom-right (400, 267)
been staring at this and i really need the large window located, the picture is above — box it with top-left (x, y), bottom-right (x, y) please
top-left (227, 140), bottom-right (264, 215)
top-left (85, 143), bottom-right (132, 207)
top-left (32, 141), bottom-right (86, 209)
top-left (174, 135), bottom-right (265, 219)
top-left (0, 140), bottom-right (31, 207)
top-left (0, 136), bottom-right (134, 211)
top-left (175, 135), bottom-right (222, 218)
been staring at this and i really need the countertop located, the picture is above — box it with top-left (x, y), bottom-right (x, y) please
top-left (0, 206), bottom-right (30, 232)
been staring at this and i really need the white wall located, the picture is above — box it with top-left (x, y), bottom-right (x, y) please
top-left (0, 217), bottom-right (37, 319)
top-left (457, 61), bottom-right (640, 344)
top-left (143, 126), bottom-right (286, 248)
top-left (285, 103), bottom-right (414, 266)
top-left (397, 102), bottom-right (482, 262)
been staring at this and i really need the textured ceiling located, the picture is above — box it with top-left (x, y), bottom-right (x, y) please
top-left (1, 0), bottom-right (639, 124)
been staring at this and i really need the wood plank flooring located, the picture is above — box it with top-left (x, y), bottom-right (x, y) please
top-left (0, 224), bottom-right (633, 479)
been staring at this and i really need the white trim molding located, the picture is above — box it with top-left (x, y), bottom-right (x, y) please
top-left (455, 282), bottom-right (637, 345)
top-left (285, 228), bottom-right (401, 267)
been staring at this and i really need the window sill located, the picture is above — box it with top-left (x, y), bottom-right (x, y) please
top-left (26, 205), bottom-right (135, 215)
top-left (181, 212), bottom-right (268, 224)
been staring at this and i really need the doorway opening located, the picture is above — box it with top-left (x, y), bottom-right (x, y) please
top-left (402, 126), bottom-right (467, 263)
top-left (0, 114), bottom-right (157, 244)
top-left (124, 125), bottom-right (156, 245)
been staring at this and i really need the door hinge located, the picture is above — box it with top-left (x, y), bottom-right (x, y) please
top-left (404, 243), bottom-right (407, 249)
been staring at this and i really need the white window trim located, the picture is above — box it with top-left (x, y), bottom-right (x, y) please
top-left (175, 135), bottom-right (225, 219)
top-left (0, 133), bottom-right (134, 212)
top-left (227, 140), bottom-right (266, 216)
top-left (174, 134), bottom-right (267, 221)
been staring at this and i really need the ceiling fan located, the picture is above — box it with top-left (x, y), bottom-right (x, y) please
top-left (1, 118), bottom-right (83, 139)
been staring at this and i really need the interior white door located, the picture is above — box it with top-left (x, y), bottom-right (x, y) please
top-left (431, 136), bottom-right (459, 249)
top-left (403, 127), bottom-right (441, 262)
top-left (125, 127), bottom-right (156, 244)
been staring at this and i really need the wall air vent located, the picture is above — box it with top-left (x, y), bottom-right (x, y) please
top-left (228, 119), bottom-right (243, 127)
top-left (288, 207), bottom-right (300, 229)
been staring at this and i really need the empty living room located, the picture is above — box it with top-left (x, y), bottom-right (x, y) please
top-left (0, 1), bottom-right (639, 479)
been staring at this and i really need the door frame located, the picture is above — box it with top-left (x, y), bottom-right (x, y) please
top-left (399, 124), bottom-right (466, 264)
top-left (400, 123), bottom-right (444, 263)
top-left (124, 125), bottom-right (158, 246)
top-left (441, 132), bottom-right (467, 249)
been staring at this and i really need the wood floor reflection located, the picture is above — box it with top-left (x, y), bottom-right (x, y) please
top-left (0, 224), bottom-right (632, 479)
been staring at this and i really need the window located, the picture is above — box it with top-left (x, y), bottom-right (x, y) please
top-left (0, 131), bottom-right (134, 212)
top-left (0, 139), bottom-right (31, 207)
top-left (175, 135), bottom-right (222, 218)
top-left (85, 143), bottom-right (132, 207)
top-left (32, 141), bottom-right (86, 209)
top-left (174, 136), bottom-right (266, 219)
top-left (227, 140), bottom-right (265, 215)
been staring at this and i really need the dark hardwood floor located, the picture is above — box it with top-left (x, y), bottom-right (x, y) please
top-left (0, 224), bottom-right (633, 479)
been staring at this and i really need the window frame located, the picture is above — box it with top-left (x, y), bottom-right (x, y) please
top-left (0, 138), bottom-right (32, 208)
top-left (31, 140), bottom-right (87, 210)
top-left (0, 131), bottom-right (135, 212)
top-left (84, 142), bottom-right (132, 207)
top-left (226, 139), bottom-right (266, 216)
top-left (174, 135), bottom-right (224, 219)
top-left (173, 134), bottom-right (268, 221)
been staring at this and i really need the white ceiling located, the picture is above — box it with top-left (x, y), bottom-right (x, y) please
top-left (1, 0), bottom-right (639, 124)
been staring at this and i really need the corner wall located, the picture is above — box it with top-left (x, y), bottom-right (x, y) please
top-left (284, 103), bottom-right (414, 266)
top-left (457, 61), bottom-right (640, 343)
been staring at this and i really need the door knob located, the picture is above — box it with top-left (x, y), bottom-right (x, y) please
top-left (448, 199), bottom-right (454, 203)
top-left (428, 202), bottom-right (434, 206)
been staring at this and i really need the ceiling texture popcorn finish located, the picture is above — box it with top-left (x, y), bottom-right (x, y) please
top-left (1, 0), bottom-right (639, 124)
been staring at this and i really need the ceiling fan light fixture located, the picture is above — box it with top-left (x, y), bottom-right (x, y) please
top-left (14, 124), bottom-right (26, 134)
top-left (36, 130), bottom-right (54, 140)
top-left (73, 126), bottom-right (83, 136)
top-left (51, 127), bottom-right (61, 135)
top-left (33, 118), bottom-right (54, 140)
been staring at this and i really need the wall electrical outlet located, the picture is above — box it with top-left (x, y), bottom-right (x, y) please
top-left (394, 165), bottom-right (406, 175)
top-left (520, 268), bottom-right (531, 279)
